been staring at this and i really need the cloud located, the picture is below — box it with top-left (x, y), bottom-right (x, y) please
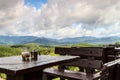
top-left (36, 0), bottom-right (120, 28)
top-left (0, 0), bottom-right (21, 9)
top-left (34, 0), bottom-right (120, 38)
top-left (0, 0), bottom-right (120, 38)
top-left (0, 0), bottom-right (23, 30)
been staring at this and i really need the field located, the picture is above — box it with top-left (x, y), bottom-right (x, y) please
top-left (0, 43), bottom-right (101, 79)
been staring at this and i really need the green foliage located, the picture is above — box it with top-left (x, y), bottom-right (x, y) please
top-left (115, 41), bottom-right (120, 47)
top-left (67, 66), bottom-right (79, 71)
top-left (0, 73), bottom-right (6, 79)
top-left (56, 43), bottom-right (97, 48)
top-left (39, 47), bottom-right (54, 55)
top-left (70, 43), bottom-right (96, 47)
top-left (0, 45), bottom-right (21, 57)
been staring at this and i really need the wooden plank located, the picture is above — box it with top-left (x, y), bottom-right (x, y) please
top-left (43, 68), bottom-right (101, 80)
top-left (115, 64), bottom-right (120, 80)
top-left (71, 47), bottom-right (103, 57)
top-left (63, 59), bottom-right (103, 69)
top-left (55, 47), bottom-right (104, 57)
top-left (0, 55), bottom-right (79, 75)
top-left (103, 47), bottom-right (115, 55)
top-left (7, 74), bottom-right (24, 80)
top-left (103, 58), bottom-right (120, 69)
top-left (55, 47), bottom-right (71, 55)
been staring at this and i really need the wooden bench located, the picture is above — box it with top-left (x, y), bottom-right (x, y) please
top-left (103, 46), bottom-right (119, 62)
top-left (43, 47), bottom-right (119, 80)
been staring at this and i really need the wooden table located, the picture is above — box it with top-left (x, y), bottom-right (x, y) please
top-left (0, 55), bottom-right (79, 80)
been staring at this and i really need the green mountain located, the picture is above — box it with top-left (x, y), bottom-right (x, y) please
top-left (0, 36), bottom-right (120, 45)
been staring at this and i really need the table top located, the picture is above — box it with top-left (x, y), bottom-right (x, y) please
top-left (0, 55), bottom-right (79, 75)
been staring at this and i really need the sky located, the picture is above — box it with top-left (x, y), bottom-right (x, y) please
top-left (0, 0), bottom-right (120, 39)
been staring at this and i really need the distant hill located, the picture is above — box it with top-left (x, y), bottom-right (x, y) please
top-left (58, 36), bottom-right (120, 44)
top-left (25, 37), bottom-right (58, 45)
top-left (0, 36), bottom-right (38, 44)
top-left (0, 36), bottom-right (120, 45)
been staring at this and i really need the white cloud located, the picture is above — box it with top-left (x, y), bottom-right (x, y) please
top-left (0, 0), bottom-right (120, 38)
top-left (0, 0), bottom-right (23, 33)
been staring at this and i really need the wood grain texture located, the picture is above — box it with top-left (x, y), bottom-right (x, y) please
top-left (0, 55), bottom-right (79, 80)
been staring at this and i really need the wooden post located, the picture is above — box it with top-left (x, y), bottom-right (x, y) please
top-left (7, 74), bottom-right (24, 80)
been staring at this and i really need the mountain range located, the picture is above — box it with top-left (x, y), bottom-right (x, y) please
top-left (0, 36), bottom-right (120, 45)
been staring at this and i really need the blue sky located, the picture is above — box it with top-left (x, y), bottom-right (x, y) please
top-left (24, 0), bottom-right (48, 9)
top-left (0, 0), bottom-right (120, 39)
